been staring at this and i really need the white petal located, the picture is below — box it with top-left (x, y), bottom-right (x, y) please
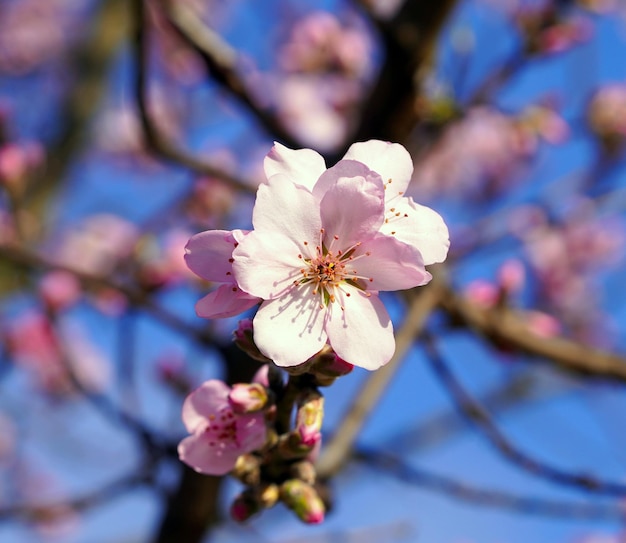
top-left (252, 174), bottom-right (321, 244)
top-left (342, 140), bottom-right (414, 197)
top-left (233, 231), bottom-right (305, 300)
top-left (352, 235), bottom-right (431, 291)
top-left (381, 197), bottom-right (450, 265)
top-left (264, 142), bottom-right (326, 190)
top-left (325, 289), bottom-right (394, 371)
top-left (253, 289), bottom-right (328, 367)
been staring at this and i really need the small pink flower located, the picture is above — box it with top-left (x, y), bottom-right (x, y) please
top-left (178, 380), bottom-right (267, 476)
top-left (185, 230), bottom-right (261, 319)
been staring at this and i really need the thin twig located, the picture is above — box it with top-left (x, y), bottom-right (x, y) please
top-left (132, 0), bottom-right (255, 193)
top-left (158, 0), bottom-right (300, 149)
top-left (424, 335), bottom-right (626, 497)
top-left (0, 243), bottom-right (217, 348)
top-left (356, 447), bottom-right (626, 520)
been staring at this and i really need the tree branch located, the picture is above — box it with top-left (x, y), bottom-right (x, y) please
top-left (440, 284), bottom-right (626, 383)
top-left (424, 335), bottom-right (626, 497)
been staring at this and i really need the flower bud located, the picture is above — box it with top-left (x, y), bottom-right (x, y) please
top-left (228, 383), bottom-right (269, 414)
top-left (295, 390), bottom-right (324, 448)
top-left (257, 483), bottom-right (280, 509)
top-left (309, 346), bottom-right (354, 385)
top-left (230, 492), bottom-right (260, 522)
top-left (280, 479), bottom-right (325, 524)
top-left (231, 454), bottom-right (261, 486)
top-left (290, 460), bottom-right (317, 485)
top-left (233, 319), bottom-right (271, 363)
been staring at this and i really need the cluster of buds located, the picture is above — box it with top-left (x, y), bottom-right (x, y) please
top-left (178, 329), bottom-right (355, 524)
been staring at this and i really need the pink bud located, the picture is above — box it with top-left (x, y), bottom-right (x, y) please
top-left (296, 391), bottom-right (324, 447)
top-left (497, 259), bottom-right (525, 294)
top-left (233, 319), bottom-right (271, 363)
top-left (310, 346), bottom-right (354, 381)
top-left (280, 479), bottom-right (325, 524)
top-left (228, 383), bottom-right (269, 414)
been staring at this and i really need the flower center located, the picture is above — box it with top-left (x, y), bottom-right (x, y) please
top-left (205, 407), bottom-right (239, 448)
top-left (295, 230), bottom-right (373, 309)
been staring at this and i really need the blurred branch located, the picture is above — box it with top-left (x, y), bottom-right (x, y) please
top-left (342, 0), bottom-right (459, 154)
top-left (132, 0), bottom-right (255, 193)
top-left (356, 446), bottom-right (626, 520)
top-left (440, 284), bottom-right (626, 382)
top-left (0, 470), bottom-right (153, 523)
top-left (424, 335), bottom-right (626, 497)
top-left (158, 0), bottom-right (300, 149)
top-left (24, 0), bottom-right (129, 221)
top-left (0, 243), bottom-right (217, 348)
top-left (316, 278), bottom-right (444, 479)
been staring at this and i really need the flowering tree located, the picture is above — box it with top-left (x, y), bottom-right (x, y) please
top-left (1, 0), bottom-right (626, 542)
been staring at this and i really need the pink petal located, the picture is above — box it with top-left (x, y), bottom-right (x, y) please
top-left (181, 380), bottom-right (230, 433)
top-left (342, 140), bottom-right (413, 197)
top-left (252, 174), bottom-right (322, 243)
top-left (233, 231), bottom-right (306, 300)
top-left (355, 235), bottom-right (431, 291)
top-left (185, 230), bottom-right (239, 282)
top-left (318, 166), bottom-right (385, 247)
top-left (178, 433), bottom-right (239, 475)
top-left (264, 142), bottom-right (327, 190)
top-left (252, 291), bottom-right (328, 367)
top-left (325, 290), bottom-right (395, 370)
top-left (380, 198), bottom-right (450, 266)
top-left (235, 413), bottom-right (268, 451)
top-left (195, 284), bottom-right (260, 319)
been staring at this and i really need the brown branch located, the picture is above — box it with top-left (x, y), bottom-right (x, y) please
top-left (315, 279), bottom-right (444, 479)
top-left (440, 284), bottom-right (626, 383)
top-left (158, 0), bottom-right (300, 149)
top-left (424, 335), bottom-right (626, 497)
top-left (24, 0), bottom-right (129, 222)
top-left (340, 0), bottom-right (460, 157)
top-left (0, 243), bottom-right (217, 348)
top-left (0, 470), bottom-right (152, 523)
top-left (356, 447), bottom-right (626, 520)
top-left (132, 0), bottom-right (255, 193)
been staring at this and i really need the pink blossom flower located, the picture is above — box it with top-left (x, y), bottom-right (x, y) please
top-left (185, 229), bottom-right (261, 319)
top-left (232, 162), bottom-right (439, 370)
top-left (178, 380), bottom-right (267, 476)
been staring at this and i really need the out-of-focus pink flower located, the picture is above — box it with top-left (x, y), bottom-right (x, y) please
top-left (537, 17), bottom-right (593, 54)
top-left (279, 11), bottom-right (371, 77)
top-left (185, 229), bottom-right (261, 319)
top-left (0, 141), bottom-right (44, 188)
top-left (413, 107), bottom-right (531, 199)
top-left (38, 270), bottom-right (81, 312)
top-left (5, 312), bottom-right (110, 395)
top-left (54, 214), bottom-right (138, 275)
top-left (178, 380), bottom-right (267, 475)
top-left (464, 280), bottom-right (499, 307)
top-left (273, 75), bottom-right (357, 152)
top-left (0, 0), bottom-right (88, 74)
